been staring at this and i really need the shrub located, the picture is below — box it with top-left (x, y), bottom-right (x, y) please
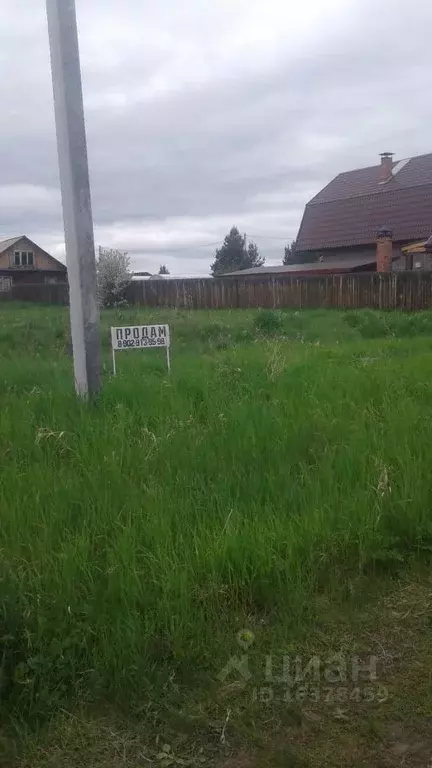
top-left (387, 313), bottom-right (432, 338)
top-left (96, 247), bottom-right (132, 308)
top-left (343, 311), bottom-right (390, 339)
top-left (254, 309), bottom-right (285, 335)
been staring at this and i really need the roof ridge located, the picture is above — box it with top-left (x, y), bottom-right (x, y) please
top-left (336, 151), bottom-right (432, 177)
top-left (0, 234), bottom-right (24, 244)
top-left (0, 235), bottom-right (25, 255)
top-left (308, 178), bottom-right (432, 207)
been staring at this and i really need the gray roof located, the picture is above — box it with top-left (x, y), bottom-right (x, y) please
top-left (0, 235), bottom-right (66, 269)
top-left (224, 253), bottom-right (397, 277)
top-left (0, 236), bottom-right (24, 254)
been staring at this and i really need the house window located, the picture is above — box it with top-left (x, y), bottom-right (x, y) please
top-left (13, 251), bottom-right (34, 267)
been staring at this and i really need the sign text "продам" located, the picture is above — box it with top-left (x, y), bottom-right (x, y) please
top-left (111, 324), bottom-right (169, 350)
top-left (110, 324), bottom-right (171, 374)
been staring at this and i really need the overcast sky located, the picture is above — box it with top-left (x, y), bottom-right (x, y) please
top-left (1, 0), bottom-right (431, 274)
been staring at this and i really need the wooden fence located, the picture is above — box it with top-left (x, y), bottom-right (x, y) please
top-left (126, 272), bottom-right (432, 311)
top-left (0, 282), bottom-right (69, 305)
top-left (2, 273), bottom-right (432, 310)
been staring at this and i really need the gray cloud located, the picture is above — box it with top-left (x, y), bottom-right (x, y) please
top-left (1, 0), bottom-right (431, 274)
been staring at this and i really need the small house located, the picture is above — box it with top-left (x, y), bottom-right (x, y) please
top-left (0, 235), bottom-right (67, 289)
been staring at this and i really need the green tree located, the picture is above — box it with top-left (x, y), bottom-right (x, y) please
top-left (283, 239), bottom-right (318, 265)
top-left (158, 264), bottom-right (170, 275)
top-left (246, 241), bottom-right (264, 269)
top-left (283, 240), bottom-right (297, 265)
top-left (211, 227), bottom-right (264, 276)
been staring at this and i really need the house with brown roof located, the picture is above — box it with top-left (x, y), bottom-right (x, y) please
top-left (0, 235), bottom-right (67, 289)
top-left (296, 152), bottom-right (432, 271)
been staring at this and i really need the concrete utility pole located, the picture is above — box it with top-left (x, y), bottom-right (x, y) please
top-left (46, 0), bottom-right (101, 397)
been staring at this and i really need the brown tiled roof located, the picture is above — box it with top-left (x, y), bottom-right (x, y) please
top-left (297, 153), bottom-right (432, 251)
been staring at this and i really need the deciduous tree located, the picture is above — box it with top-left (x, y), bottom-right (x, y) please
top-left (96, 247), bottom-right (132, 308)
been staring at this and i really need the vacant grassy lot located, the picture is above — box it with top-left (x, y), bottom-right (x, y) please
top-left (1, 304), bottom-right (432, 765)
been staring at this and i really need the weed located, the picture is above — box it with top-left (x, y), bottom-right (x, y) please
top-left (253, 309), bottom-right (285, 334)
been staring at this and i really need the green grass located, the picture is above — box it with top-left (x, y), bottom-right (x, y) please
top-left (1, 303), bottom-right (432, 749)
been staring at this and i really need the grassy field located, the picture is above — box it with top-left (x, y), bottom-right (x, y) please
top-left (1, 303), bottom-right (432, 766)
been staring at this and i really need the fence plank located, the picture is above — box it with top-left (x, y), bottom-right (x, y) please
top-left (2, 274), bottom-right (432, 311)
top-left (1, 283), bottom-right (70, 305)
top-left (123, 274), bottom-right (432, 311)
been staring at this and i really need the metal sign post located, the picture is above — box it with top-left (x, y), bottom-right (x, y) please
top-left (112, 345), bottom-right (117, 377)
top-left (111, 325), bottom-right (171, 375)
top-left (46, 0), bottom-right (101, 397)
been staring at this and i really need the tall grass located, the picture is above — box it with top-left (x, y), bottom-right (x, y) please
top-left (1, 305), bottom-right (432, 722)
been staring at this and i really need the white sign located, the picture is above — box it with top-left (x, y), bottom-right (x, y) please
top-left (110, 324), bottom-right (170, 374)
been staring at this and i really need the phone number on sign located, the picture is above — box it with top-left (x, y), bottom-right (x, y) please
top-left (251, 685), bottom-right (389, 704)
top-left (117, 338), bottom-right (166, 348)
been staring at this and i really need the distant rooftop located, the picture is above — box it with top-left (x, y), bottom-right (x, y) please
top-left (296, 152), bottom-right (432, 251)
top-left (224, 254), bottom-right (382, 277)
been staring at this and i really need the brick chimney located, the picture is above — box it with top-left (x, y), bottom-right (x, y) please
top-left (379, 152), bottom-right (394, 183)
top-left (376, 227), bottom-right (393, 272)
